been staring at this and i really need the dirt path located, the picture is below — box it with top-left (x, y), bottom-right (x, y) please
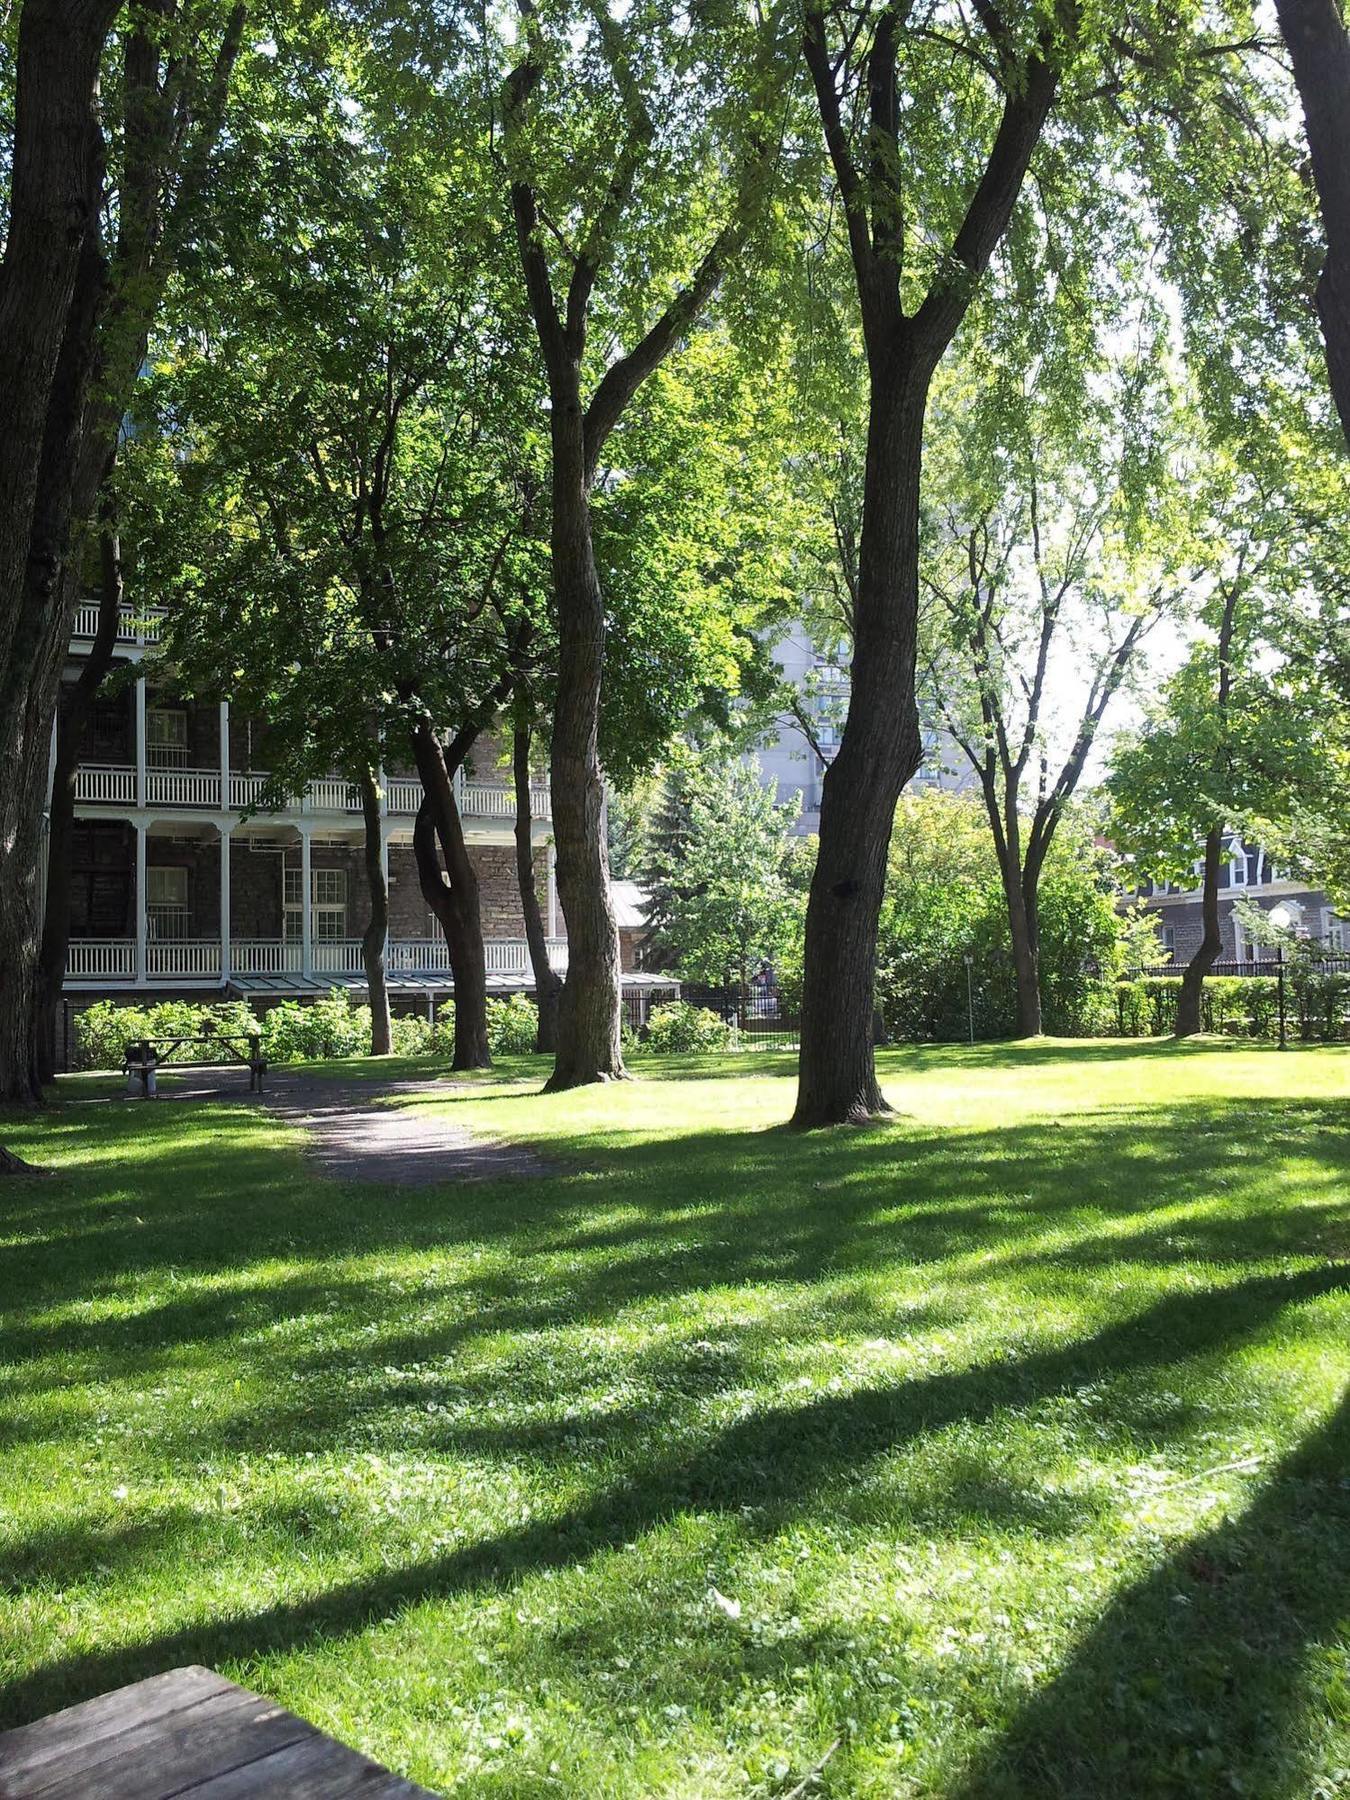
top-left (141, 1066), bottom-right (552, 1186)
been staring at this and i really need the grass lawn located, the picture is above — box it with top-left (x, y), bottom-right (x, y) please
top-left (1, 1039), bottom-right (1347, 1797)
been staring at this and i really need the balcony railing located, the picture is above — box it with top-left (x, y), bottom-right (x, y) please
top-left (74, 763), bottom-right (553, 820)
top-left (74, 765), bottom-right (137, 805)
top-left (66, 936), bottom-right (568, 983)
top-left (70, 604), bottom-right (165, 646)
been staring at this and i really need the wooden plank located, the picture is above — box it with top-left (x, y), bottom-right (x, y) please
top-left (177, 1732), bottom-right (435, 1797)
top-left (0, 1670), bottom-right (441, 1800)
top-left (0, 1668), bottom-right (236, 1793)
top-left (15, 1687), bottom-right (303, 1799)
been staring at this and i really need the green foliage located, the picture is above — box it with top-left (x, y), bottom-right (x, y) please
top-left (643, 1002), bottom-right (732, 1055)
top-left (876, 792), bottom-right (1122, 1041)
top-left (76, 992), bottom-right (432, 1070)
top-left (485, 995), bottom-right (538, 1056)
top-left (640, 752), bottom-right (804, 987)
top-left (1113, 974), bottom-right (1350, 1041)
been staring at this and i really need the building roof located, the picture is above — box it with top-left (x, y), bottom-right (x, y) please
top-left (611, 879), bottom-right (652, 931)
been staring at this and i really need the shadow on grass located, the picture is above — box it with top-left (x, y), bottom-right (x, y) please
top-left (1, 1261), bottom-right (1344, 1733)
top-left (952, 1386), bottom-right (1350, 1799)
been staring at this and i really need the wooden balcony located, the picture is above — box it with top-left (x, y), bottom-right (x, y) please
top-left (73, 765), bottom-right (551, 820)
top-left (66, 937), bottom-right (568, 984)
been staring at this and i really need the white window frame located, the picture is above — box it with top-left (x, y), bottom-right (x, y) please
top-left (284, 863), bottom-right (347, 941)
top-left (146, 865), bottom-right (189, 941)
top-left (146, 707), bottom-right (189, 769)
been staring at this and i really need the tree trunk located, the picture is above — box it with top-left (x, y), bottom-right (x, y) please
top-left (1175, 824), bottom-right (1225, 1037)
top-left (1276, 0), bottom-right (1350, 448)
top-left (792, 369), bottom-right (926, 1126)
top-left (410, 726), bottom-right (491, 1070)
top-left (546, 417), bottom-right (625, 1090)
top-left (359, 766), bottom-right (393, 1057)
top-left (36, 518), bottom-right (124, 1083)
top-left (514, 725), bottom-right (561, 1054)
top-left (0, 216), bottom-right (108, 1108)
top-left (1006, 872), bottom-right (1043, 1038)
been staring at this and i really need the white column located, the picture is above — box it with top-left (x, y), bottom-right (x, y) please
top-left (135, 824), bottom-right (147, 984)
top-left (219, 699), bottom-right (230, 812)
top-left (47, 709), bottom-right (58, 805)
top-left (135, 677), bottom-right (147, 807)
top-left (547, 845), bottom-right (558, 939)
top-left (300, 828), bottom-right (313, 979)
top-left (219, 829), bottom-right (231, 986)
top-left (380, 830), bottom-right (391, 959)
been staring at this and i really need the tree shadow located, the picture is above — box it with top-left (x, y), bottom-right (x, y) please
top-left (2, 1263), bottom-right (1342, 1730)
top-left (950, 1387), bottom-right (1350, 1799)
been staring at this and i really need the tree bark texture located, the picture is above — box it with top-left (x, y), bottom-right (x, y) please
top-left (792, 12), bottom-right (1060, 1124)
top-left (1174, 824), bottom-right (1226, 1037)
top-left (514, 726), bottom-right (562, 1054)
top-left (36, 521), bottom-right (125, 1083)
top-left (411, 726), bottom-right (491, 1070)
top-left (359, 767), bottom-right (393, 1057)
top-left (1276, 0), bottom-right (1350, 448)
top-left (794, 371), bottom-right (927, 1124)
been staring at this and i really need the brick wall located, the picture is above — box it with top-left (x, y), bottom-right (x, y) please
top-left (385, 843), bottom-right (550, 939)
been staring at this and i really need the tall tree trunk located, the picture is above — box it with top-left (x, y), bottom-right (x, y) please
top-left (410, 726), bottom-right (491, 1070)
top-left (1276, 0), bottom-right (1350, 448)
top-left (1006, 871), bottom-right (1043, 1038)
top-left (36, 517), bottom-right (124, 1084)
top-left (1175, 824), bottom-right (1225, 1037)
top-left (792, 372), bottom-right (926, 1126)
top-left (514, 725), bottom-right (561, 1054)
top-left (358, 766), bottom-right (392, 1056)
top-left (0, 216), bottom-right (108, 1108)
top-left (546, 424), bottom-right (625, 1090)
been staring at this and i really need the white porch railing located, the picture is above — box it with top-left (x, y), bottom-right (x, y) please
top-left (229, 772), bottom-right (274, 810)
top-left (70, 604), bottom-right (165, 645)
top-left (68, 939), bottom-right (136, 978)
top-left (75, 764), bottom-right (137, 804)
top-left (306, 778), bottom-right (362, 813)
top-left (147, 939), bottom-right (221, 977)
top-left (231, 939), bottom-right (301, 974)
top-left (385, 779), bottom-right (421, 815)
top-left (387, 937), bottom-right (567, 975)
top-left (145, 767), bottom-right (221, 808)
top-left (312, 939), bottom-right (365, 973)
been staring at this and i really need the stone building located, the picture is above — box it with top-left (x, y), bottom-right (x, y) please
top-left (1137, 833), bottom-right (1345, 963)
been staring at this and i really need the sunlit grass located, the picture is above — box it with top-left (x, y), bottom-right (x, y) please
top-left (1, 1040), bottom-right (1347, 1796)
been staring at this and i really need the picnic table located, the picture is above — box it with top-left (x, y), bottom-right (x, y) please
top-left (0, 1665), bottom-right (438, 1797)
top-left (124, 1034), bottom-right (267, 1097)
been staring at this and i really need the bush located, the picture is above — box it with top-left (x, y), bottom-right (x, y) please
top-left (76, 998), bottom-right (264, 1070)
top-left (487, 994), bottom-right (538, 1054)
top-left (644, 1001), bottom-right (731, 1054)
top-left (1109, 973), bottom-right (1350, 1041)
top-left (389, 1013), bottom-right (433, 1056)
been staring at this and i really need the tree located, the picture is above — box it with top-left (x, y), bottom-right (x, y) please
top-left (641, 755), bottom-right (801, 993)
top-left (1275, 0), bottom-right (1350, 446)
top-left (131, 33), bottom-right (542, 1069)
top-left (921, 361), bottom-right (1190, 1036)
top-left (0, 0), bottom-right (125, 1120)
top-left (32, 0), bottom-right (247, 1084)
top-left (790, 0), bottom-right (1069, 1125)
top-left (876, 789), bottom-right (1122, 1041)
top-left (500, 0), bottom-right (787, 1090)
top-left (1108, 477), bottom-right (1334, 1034)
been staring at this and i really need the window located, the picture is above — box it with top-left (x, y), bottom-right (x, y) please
top-left (1327, 913), bottom-right (1347, 952)
top-left (284, 864), bottom-right (347, 941)
top-left (1160, 924), bottom-right (1176, 960)
top-left (146, 866), bottom-right (188, 941)
top-left (147, 708), bottom-right (188, 768)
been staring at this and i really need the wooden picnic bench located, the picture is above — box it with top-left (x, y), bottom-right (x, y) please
top-left (124, 1034), bottom-right (267, 1097)
top-left (0, 1665), bottom-right (439, 1797)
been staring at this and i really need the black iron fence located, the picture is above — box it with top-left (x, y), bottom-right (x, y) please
top-left (677, 984), bottom-right (802, 1051)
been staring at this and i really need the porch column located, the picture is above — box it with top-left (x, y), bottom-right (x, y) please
top-left (300, 827), bottom-right (313, 979)
top-left (135, 677), bottom-right (147, 807)
top-left (219, 828), bottom-right (232, 987)
top-left (219, 699), bottom-right (230, 813)
top-left (547, 845), bottom-right (558, 939)
top-left (135, 823), bottom-right (147, 984)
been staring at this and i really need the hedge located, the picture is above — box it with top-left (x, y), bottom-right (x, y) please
top-left (1113, 972), bottom-right (1350, 1041)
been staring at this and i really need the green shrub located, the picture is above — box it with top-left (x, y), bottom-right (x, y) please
top-left (645, 1001), bottom-right (731, 1054)
top-left (487, 994), bottom-right (538, 1054)
top-left (1110, 972), bottom-right (1347, 1041)
top-left (389, 1014), bottom-right (433, 1056)
top-left (75, 998), bottom-right (264, 1070)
